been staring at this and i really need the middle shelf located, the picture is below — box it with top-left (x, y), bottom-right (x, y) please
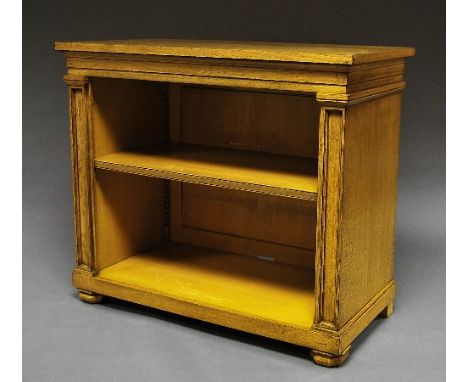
top-left (95, 142), bottom-right (318, 200)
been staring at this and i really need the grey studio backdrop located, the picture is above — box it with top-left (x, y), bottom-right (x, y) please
top-left (23, 1), bottom-right (445, 381)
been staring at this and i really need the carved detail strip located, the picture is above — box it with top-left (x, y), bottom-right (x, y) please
top-left (315, 107), bottom-right (345, 329)
top-left (68, 79), bottom-right (96, 274)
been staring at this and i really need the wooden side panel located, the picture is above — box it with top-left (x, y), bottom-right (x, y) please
top-left (178, 86), bottom-right (320, 158)
top-left (94, 170), bottom-right (166, 270)
top-left (171, 183), bottom-right (316, 269)
top-left (337, 93), bottom-right (401, 328)
top-left (91, 77), bottom-right (167, 157)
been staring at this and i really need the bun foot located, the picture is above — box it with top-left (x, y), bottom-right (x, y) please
top-left (310, 346), bottom-right (350, 367)
top-left (379, 301), bottom-right (394, 318)
top-left (78, 290), bottom-right (103, 304)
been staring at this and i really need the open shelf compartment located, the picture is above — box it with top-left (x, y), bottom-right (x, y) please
top-left (98, 242), bottom-right (315, 327)
top-left (90, 77), bottom-right (320, 329)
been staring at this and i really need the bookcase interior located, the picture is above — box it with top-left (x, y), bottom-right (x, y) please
top-left (91, 77), bottom-right (320, 327)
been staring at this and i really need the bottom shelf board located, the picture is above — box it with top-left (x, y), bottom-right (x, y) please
top-left (98, 243), bottom-right (315, 328)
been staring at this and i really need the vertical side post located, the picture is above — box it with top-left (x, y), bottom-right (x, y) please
top-left (65, 74), bottom-right (96, 275)
top-left (314, 106), bottom-right (346, 330)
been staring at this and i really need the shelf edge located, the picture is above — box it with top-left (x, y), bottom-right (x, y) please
top-left (94, 160), bottom-right (318, 201)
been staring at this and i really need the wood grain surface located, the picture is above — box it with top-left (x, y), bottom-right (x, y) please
top-left (170, 183), bottom-right (316, 269)
top-left (55, 39), bottom-right (415, 65)
top-left (58, 39), bottom-right (413, 366)
top-left (94, 142), bottom-right (318, 201)
top-left (98, 242), bottom-right (316, 327)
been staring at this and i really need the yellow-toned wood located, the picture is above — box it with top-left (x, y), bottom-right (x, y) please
top-left (72, 268), bottom-right (340, 352)
top-left (57, 40), bottom-right (414, 102)
top-left (78, 290), bottom-right (103, 304)
top-left (72, 266), bottom-right (395, 356)
top-left (379, 301), bottom-right (394, 318)
top-left (179, 86), bottom-right (320, 157)
top-left (170, 183), bottom-right (316, 269)
top-left (311, 346), bottom-right (350, 367)
top-left (338, 281), bottom-right (395, 352)
top-left (57, 39), bottom-right (414, 367)
top-left (94, 142), bottom-right (318, 201)
top-left (314, 107), bottom-right (345, 330)
top-left (66, 76), bottom-right (96, 274)
top-left (90, 77), bottom-right (166, 157)
top-left (179, 182), bottom-right (315, 251)
top-left (314, 94), bottom-right (402, 332)
top-left (64, 53), bottom-right (406, 88)
top-left (66, 67), bottom-right (346, 98)
top-left (94, 170), bottom-right (166, 270)
top-left (66, 53), bottom-right (348, 86)
top-left (65, 51), bottom-right (405, 73)
top-left (98, 242), bottom-right (315, 328)
top-left (55, 39), bottom-right (415, 65)
top-left (336, 94), bottom-right (401, 329)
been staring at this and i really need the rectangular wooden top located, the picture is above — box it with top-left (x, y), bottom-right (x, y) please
top-left (55, 39), bottom-right (415, 65)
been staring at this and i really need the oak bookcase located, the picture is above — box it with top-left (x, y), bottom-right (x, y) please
top-left (55, 39), bottom-right (414, 367)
